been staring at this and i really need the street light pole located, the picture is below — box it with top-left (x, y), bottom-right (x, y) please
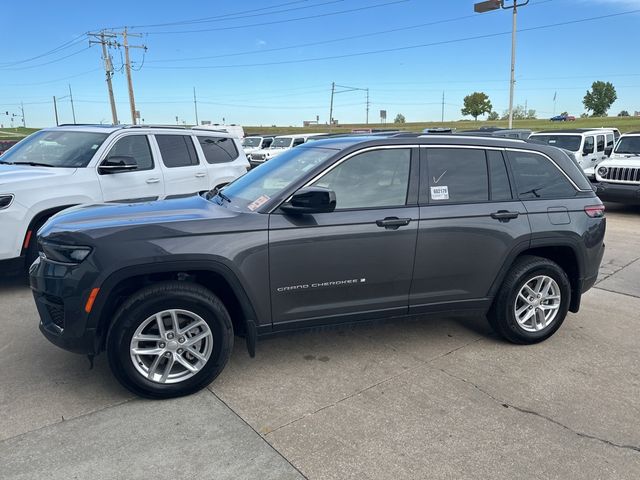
top-left (474, 0), bottom-right (528, 129)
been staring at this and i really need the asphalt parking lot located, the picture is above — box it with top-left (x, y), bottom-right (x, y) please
top-left (1, 204), bottom-right (639, 480)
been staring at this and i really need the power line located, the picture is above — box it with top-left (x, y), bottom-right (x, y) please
top-left (0, 46), bottom-right (92, 71)
top-left (146, 8), bottom-right (640, 69)
top-left (0, 33), bottom-right (87, 67)
top-left (147, 0), bottom-right (409, 34)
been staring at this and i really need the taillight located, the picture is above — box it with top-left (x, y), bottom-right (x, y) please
top-left (584, 205), bottom-right (605, 218)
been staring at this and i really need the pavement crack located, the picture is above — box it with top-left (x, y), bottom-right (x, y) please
top-left (438, 368), bottom-right (640, 454)
top-left (593, 286), bottom-right (640, 300)
top-left (596, 256), bottom-right (640, 285)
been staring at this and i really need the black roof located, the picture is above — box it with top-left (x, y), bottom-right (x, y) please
top-left (625, 131), bottom-right (640, 135)
top-left (534, 128), bottom-right (615, 134)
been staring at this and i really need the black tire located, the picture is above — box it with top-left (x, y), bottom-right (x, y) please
top-left (488, 255), bottom-right (571, 345)
top-left (107, 281), bottom-right (233, 399)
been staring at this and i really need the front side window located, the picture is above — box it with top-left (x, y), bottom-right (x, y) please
top-left (105, 135), bottom-right (153, 171)
top-left (583, 136), bottom-right (595, 153)
top-left (156, 135), bottom-right (199, 168)
top-left (596, 135), bottom-right (605, 152)
top-left (312, 149), bottom-right (411, 209)
top-left (508, 151), bottom-right (577, 199)
top-left (197, 136), bottom-right (238, 164)
top-left (272, 138), bottom-right (293, 148)
top-left (425, 148), bottom-right (488, 204)
top-left (0, 130), bottom-right (108, 168)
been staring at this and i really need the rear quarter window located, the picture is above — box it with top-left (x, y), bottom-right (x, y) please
top-left (507, 151), bottom-right (578, 200)
top-left (197, 136), bottom-right (239, 164)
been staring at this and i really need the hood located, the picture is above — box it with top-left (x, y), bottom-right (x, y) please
top-left (609, 152), bottom-right (640, 161)
top-left (39, 195), bottom-right (245, 244)
top-left (598, 157), bottom-right (640, 168)
top-left (0, 164), bottom-right (77, 189)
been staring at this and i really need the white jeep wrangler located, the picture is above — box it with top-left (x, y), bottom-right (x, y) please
top-left (594, 131), bottom-right (640, 205)
top-left (0, 125), bottom-right (249, 272)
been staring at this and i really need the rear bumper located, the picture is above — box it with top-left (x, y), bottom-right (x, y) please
top-left (593, 182), bottom-right (640, 205)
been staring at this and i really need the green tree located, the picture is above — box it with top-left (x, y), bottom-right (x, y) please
top-left (461, 92), bottom-right (492, 121)
top-left (394, 113), bottom-right (406, 124)
top-left (583, 81), bottom-right (617, 117)
top-left (487, 111), bottom-right (500, 121)
top-left (618, 110), bottom-right (630, 117)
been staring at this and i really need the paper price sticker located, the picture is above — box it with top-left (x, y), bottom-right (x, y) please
top-left (247, 195), bottom-right (270, 211)
top-left (430, 186), bottom-right (449, 201)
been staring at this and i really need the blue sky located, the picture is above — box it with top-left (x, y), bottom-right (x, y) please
top-left (1, 0), bottom-right (638, 127)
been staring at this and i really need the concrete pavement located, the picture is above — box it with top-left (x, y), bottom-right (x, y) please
top-left (1, 204), bottom-right (639, 479)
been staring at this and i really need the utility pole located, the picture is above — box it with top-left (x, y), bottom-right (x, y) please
top-left (20, 101), bottom-right (25, 127)
top-left (441, 91), bottom-right (445, 123)
top-left (193, 87), bottom-right (199, 126)
top-left (329, 82), bottom-right (335, 131)
top-left (366, 89), bottom-right (370, 125)
top-left (68, 84), bottom-right (77, 124)
top-left (118, 27), bottom-right (146, 125)
top-left (89, 31), bottom-right (119, 125)
top-left (53, 96), bottom-right (59, 126)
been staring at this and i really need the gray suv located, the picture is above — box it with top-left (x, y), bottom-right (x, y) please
top-left (30, 135), bottom-right (606, 398)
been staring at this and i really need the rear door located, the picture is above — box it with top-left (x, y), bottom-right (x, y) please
top-left (194, 134), bottom-right (246, 188)
top-left (153, 134), bottom-right (210, 197)
top-left (97, 133), bottom-right (165, 202)
top-left (269, 146), bottom-right (419, 325)
top-left (595, 134), bottom-right (607, 162)
top-left (409, 147), bottom-right (531, 312)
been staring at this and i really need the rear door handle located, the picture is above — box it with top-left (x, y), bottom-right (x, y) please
top-left (491, 210), bottom-right (519, 222)
top-left (195, 172), bottom-right (206, 178)
top-left (376, 217), bottom-right (411, 230)
top-left (146, 178), bottom-right (160, 184)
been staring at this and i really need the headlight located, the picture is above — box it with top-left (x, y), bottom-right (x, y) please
top-left (597, 166), bottom-right (608, 177)
top-left (39, 241), bottom-right (92, 265)
top-left (0, 194), bottom-right (14, 209)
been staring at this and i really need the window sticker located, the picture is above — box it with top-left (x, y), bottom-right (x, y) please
top-left (247, 194), bottom-right (270, 211)
top-left (430, 186), bottom-right (449, 201)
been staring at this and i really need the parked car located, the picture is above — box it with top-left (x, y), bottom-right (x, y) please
top-left (529, 129), bottom-right (616, 179)
top-left (0, 125), bottom-right (249, 274)
top-left (30, 134), bottom-right (605, 398)
top-left (249, 133), bottom-right (323, 167)
top-left (241, 135), bottom-right (274, 158)
top-left (550, 114), bottom-right (576, 122)
top-left (593, 131), bottom-right (640, 204)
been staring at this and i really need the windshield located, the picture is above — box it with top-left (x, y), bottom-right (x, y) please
top-left (0, 130), bottom-right (108, 168)
top-left (530, 135), bottom-right (582, 152)
top-left (242, 137), bottom-right (262, 147)
top-left (614, 136), bottom-right (640, 155)
top-left (272, 137), bottom-right (293, 148)
top-left (217, 146), bottom-right (336, 210)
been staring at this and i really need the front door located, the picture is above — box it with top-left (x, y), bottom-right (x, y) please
top-left (269, 147), bottom-right (419, 326)
top-left (410, 147), bottom-right (531, 311)
top-left (97, 134), bottom-right (165, 202)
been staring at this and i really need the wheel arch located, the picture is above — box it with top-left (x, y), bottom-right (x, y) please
top-left (22, 204), bottom-right (78, 254)
top-left (91, 260), bottom-right (260, 356)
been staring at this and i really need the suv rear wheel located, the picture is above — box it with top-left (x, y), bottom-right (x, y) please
top-left (107, 281), bottom-right (233, 399)
top-left (489, 255), bottom-right (571, 344)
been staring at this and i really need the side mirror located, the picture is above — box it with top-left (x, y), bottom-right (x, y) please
top-left (583, 145), bottom-right (594, 155)
top-left (98, 155), bottom-right (138, 174)
top-left (280, 187), bottom-right (336, 215)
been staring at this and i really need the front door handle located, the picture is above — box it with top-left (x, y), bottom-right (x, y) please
top-left (146, 178), bottom-right (160, 184)
top-left (491, 210), bottom-right (519, 222)
top-left (376, 217), bottom-right (411, 230)
top-left (195, 172), bottom-right (206, 178)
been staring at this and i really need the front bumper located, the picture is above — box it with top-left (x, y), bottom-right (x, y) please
top-left (593, 181), bottom-right (640, 205)
top-left (30, 256), bottom-right (100, 355)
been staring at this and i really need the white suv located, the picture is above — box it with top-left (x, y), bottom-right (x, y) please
top-left (0, 125), bottom-right (249, 272)
top-left (594, 131), bottom-right (640, 204)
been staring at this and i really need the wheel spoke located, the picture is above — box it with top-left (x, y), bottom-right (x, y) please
top-left (516, 303), bottom-right (530, 317)
top-left (132, 347), bottom-right (163, 356)
top-left (160, 355), bottom-right (175, 383)
top-left (133, 333), bottom-right (162, 342)
top-left (170, 310), bottom-right (180, 334)
top-left (541, 303), bottom-right (559, 311)
top-left (186, 331), bottom-right (209, 347)
top-left (181, 319), bottom-right (205, 335)
top-left (155, 314), bottom-right (166, 337)
top-left (147, 355), bottom-right (163, 380)
top-left (517, 292), bottom-right (530, 304)
top-left (175, 354), bottom-right (198, 373)
top-left (186, 346), bottom-right (207, 362)
top-left (535, 309), bottom-right (545, 329)
top-left (523, 284), bottom-right (537, 297)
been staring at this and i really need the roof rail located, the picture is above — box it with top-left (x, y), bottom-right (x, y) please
top-left (123, 124), bottom-right (190, 129)
top-left (57, 123), bottom-right (119, 127)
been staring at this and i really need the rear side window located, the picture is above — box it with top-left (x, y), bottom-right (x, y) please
top-left (508, 151), bottom-right (577, 199)
top-left (106, 135), bottom-right (153, 171)
top-left (597, 135), bottom-right (605, 152)
top-left (197, 136), bottom-right (239, 164)
top-left (487, 150), bottom-right (512, 201)
top-left (606, 134), bottom-right (614, 150)
top-left (156, 135), bottom-right (199, 168)
top-left (425, 148), bottom-right (488, 203)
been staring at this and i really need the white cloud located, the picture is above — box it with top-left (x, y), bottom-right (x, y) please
top-left (256, 39), bottom-right (267, 47)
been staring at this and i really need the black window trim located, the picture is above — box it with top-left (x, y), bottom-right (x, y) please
top-left (99, 133), bottom-right (155, 173)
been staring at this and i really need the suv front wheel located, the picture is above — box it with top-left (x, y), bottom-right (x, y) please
top-left (107, 282), bottom-right (233, 398)
top-left (489, 255), bottom-right (571, 344)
